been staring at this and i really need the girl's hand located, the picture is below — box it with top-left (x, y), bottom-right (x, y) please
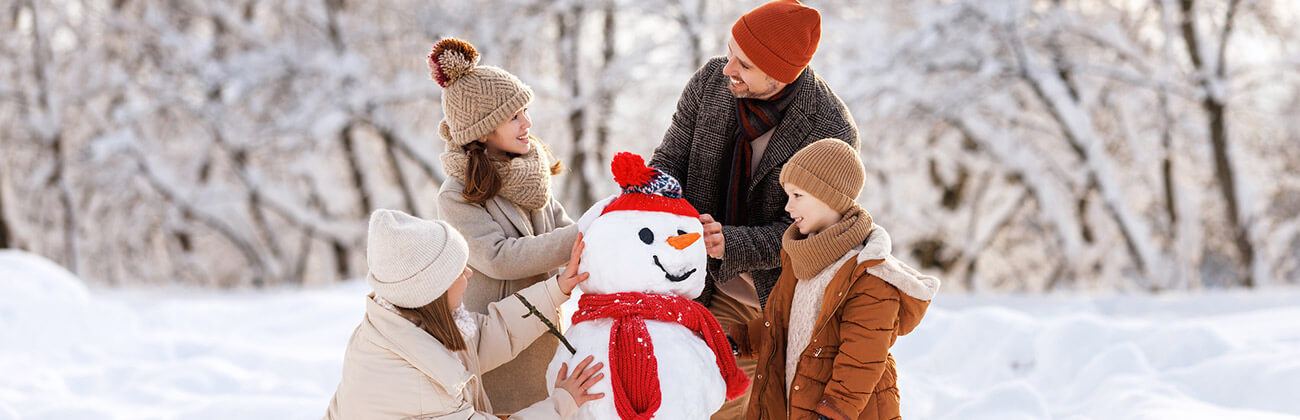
top-left (555, 356), bottom-right (605, 407)
top-left (699, 214), bottom-right (725, 259)
top-left (557, 233), bottom-right (589, 295)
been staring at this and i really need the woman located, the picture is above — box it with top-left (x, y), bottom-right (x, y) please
top-left (325, 209), bottom-right (603, 419)
top-left (428, 37), bottom-right (581, 412)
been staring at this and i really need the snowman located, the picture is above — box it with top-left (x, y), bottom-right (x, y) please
top-left (546, 152), bottom-right (749, 419)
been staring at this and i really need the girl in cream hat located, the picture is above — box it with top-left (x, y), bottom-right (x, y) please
top-left (324, 209), bottom-right (603, 419)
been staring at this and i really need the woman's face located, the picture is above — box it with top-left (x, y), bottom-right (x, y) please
top-left (446, 266), bottom-right (472, 308)
top-left (479, 108), bottom-right (532, 155)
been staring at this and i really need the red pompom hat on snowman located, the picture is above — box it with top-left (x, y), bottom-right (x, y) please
top-left (601, 152), bottom-right (700, 219)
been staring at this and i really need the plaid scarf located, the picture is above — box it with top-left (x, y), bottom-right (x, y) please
top-left (722, 83), bottom-right (799, 226)
top-left (571, 292), bottom-right (750, 420)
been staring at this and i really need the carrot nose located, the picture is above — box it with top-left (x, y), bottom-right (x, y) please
top-left (667, 232), bottom-right (701, 250)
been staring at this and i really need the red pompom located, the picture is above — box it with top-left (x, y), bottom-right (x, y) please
top-left (611, 152), bottom-right (657, 189)
top-left (429, 38), bottom-right (479, 88)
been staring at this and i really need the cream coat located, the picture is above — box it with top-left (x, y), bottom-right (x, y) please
top-left (324, 279), bottom-right (577, 420)
top-left (437, 176), bottom-right (578, 412)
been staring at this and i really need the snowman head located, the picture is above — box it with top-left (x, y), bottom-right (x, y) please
top-left (576, 153), bottom-right (707, 298)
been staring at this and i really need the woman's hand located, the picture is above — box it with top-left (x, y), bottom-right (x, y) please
top-left (555, 355), bottom-right (605, 407)
top-left (557, 233), bottom-right (589, 295)
top-left (700, 214), bottom-right (725, 259)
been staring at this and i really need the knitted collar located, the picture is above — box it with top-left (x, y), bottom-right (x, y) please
top-left (440, 137), bottom-right (552, 210)
top-left (572, 292), bottom-right (750, 420)
top-left (781, 206), bottom-right (874, 280)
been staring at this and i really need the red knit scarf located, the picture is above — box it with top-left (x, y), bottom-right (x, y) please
top-left (572, 292), bottom-right (751, 420)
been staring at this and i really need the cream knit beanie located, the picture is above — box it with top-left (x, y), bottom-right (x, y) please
top-left (779, 138), bottom-right (864, 214)
top-left (365, 209), bottom-right (468, 308)
top-left (430, 38), bottom-right (534, 148)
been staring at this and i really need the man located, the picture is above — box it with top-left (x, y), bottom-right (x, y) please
top-left (648, 1), bottom-right (859, 418)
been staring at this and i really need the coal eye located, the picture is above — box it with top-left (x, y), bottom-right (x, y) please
top-left (639, 228), bottom-right (654, 245)
top-left (677, 229), bottom-right (687, 236)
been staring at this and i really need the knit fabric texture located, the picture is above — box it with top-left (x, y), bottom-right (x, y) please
top-left (730, 0), bottom-right (822, 84)
top-left (440, 136), bottom-right (554, 210)
top-left (365, 209), bottom-right (469, 308)
top-left (602, 152), bottom-right (700, 219)
top-left (430, 37), bottom-right (535, 148)
top-left (781, 206), bottom-right (873, 280)
top-left (571, 292), bottom-right (750, 420)
top-left (779, 138), bottom-right (864, 214)
top-left (785, 246), bottom-right (860, 392)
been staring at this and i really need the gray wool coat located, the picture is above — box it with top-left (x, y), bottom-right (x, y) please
top-left (436, 176), bottom-right (579, 414)
top-left (649, 56), bottom-right (859, 308)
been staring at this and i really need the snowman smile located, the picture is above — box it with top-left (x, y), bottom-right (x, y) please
top-left (652, 255), bottom-right (697, 283)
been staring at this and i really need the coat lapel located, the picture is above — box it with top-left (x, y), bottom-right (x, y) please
top-left (687, 95), bottom-right (736, 217)
top-left (489, 197), bottom-right (533, 237)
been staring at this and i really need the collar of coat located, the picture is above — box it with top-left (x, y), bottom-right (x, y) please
top-left (856, 225), bottom-right (942, 301)
top-left (362, 296), bottom-right (474, 396)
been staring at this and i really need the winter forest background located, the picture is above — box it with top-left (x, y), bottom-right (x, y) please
top-left (3, 0), bottom-right (1300, 292)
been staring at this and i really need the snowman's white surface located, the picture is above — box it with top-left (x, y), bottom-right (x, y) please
top-left (546, 205), bottom-right (726, 419)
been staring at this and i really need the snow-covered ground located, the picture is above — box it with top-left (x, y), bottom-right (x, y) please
top-left (2, 250), bottom-right (1298, 419)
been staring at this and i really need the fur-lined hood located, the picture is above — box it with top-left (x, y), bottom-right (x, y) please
top-left (856, 225), bottom-right (940, 335)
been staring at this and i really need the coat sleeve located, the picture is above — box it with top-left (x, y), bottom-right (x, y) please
top-left (711, 219), bottom-right (790, 283)
top-left (410, 389), bottom-right (576, 420)
top-left (815, 276), bottom-right (899, 420)
top-left (474, 277), bottom-right (570, 373)
top-left (648, 59), bottom-right (712, 181)
top-left (438, 188), bottom-right (579, 280)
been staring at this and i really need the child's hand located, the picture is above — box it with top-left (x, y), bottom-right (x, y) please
top-left (555, 355), bottom-right (605, 407)
top-left (557, 233), bottom-right (589, 295)
top-left (699, 214), bottom-right (725, 259)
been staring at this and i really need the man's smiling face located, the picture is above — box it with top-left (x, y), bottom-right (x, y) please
top-left (722, 38), bottom-right (787, 100)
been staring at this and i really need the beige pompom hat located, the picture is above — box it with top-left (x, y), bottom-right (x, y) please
top-left (429, 37), bottom-right (534, 148)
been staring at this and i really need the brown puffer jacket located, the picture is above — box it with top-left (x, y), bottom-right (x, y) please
top-left (732, 226), bottom-right (940, 420)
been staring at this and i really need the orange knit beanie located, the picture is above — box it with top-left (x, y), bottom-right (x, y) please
top-left (730, 0), bottom-right (821, 84)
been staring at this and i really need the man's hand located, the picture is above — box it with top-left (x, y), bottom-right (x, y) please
top-left (699, 214), bottom-right (724, 259)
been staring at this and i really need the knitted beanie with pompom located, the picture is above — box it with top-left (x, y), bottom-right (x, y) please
top-left (429, 38), bottom-right (534, 148)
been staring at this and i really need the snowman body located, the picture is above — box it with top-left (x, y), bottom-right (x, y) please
top-left (546, 205), bottom-right (727, 419)
top-left (553, 319), bottom-right (725, 420)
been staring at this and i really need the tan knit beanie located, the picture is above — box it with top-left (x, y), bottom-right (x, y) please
top-left (365, 209), bottom-right (469, 308)
top-left (779, 138), bottom-right (864, 214)
top-left (430, 38), bottom-right (534, 148)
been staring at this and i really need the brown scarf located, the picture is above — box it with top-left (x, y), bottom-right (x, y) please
top-left (440, 137), bottom-right (553, 210)
top-left (722, 81), bottom-right (800, 226)
top-left (781, 206), bottom-right (874, 280)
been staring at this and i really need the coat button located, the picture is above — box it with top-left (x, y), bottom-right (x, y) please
top-left (764, 321), bottom-right (771, 327)
top-left (757, 374), bottom-right (763, 379)
top-left (794, 385), bottom-right (800, 391)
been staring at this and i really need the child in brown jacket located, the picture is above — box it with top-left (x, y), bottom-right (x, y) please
top-left (730, 139), bottom-right (941, 420)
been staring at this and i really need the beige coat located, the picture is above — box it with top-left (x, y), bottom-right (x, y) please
top-left (437, 176), bottom-right (578, 412)
top-left (324, 279), bottom-right (577, 420)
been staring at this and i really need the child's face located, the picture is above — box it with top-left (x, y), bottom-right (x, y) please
top-left (783, 183), bottom-right (841, 236)
top-left (479, 108), bottom-right (532, 155)
top-left (446, 266), bottom-right (472, 308)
